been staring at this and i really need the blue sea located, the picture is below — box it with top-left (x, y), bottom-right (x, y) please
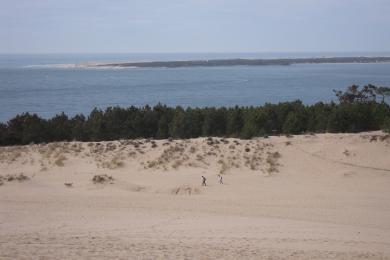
top-left (1, 52), bottom-right (390, 122)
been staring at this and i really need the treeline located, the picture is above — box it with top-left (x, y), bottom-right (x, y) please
top-left (1, 85), bottom-right (390, 146)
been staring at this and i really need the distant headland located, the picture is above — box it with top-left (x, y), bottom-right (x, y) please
top-left (92, 56), bottom-right (390, 68)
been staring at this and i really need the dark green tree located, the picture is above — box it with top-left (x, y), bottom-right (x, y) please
top-left (48, 112), bottom-right (72, 141)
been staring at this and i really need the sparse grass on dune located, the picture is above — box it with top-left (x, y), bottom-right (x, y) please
top-left (360, 133), bottom-right (390, 143)
top-left (0, 137), bottom-right (285, 176)
top-left (2, 132), bottom-right (386, 173)
top-left (54, 154), bottom-right (67, 167)
top-left (0, 137), bottom-right (284, 174)
top-left (0, 173), bottom-right (30, 186)
top-left (265, 151), bottom-right (281, 175)
top-left (171, 185), bottom-right (200, 195)
top-left (64, 182), bottom-right (73, 188)
top-left (99, 155), bottom-right (125, 169)
top-left (0, 146), bottom-right (24, 164)
top-left (140, 137), bottom-right (281, 175)
top-left (92, 174), bottom-right (114, 184)
top-left (144, 142), bottom-right (188, 170)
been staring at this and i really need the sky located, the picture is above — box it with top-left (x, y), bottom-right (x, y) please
top-left (1, 0), bottom-right (390, 53)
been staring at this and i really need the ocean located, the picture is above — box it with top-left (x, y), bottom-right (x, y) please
top-left (1, 53), bottom-right (390, 122)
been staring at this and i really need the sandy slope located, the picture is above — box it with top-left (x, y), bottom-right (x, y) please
top-left (1, 132), bottom-right (390, 259)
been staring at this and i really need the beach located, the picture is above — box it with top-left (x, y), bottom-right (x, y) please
top-left (1, 132), bottom-right (390, 259)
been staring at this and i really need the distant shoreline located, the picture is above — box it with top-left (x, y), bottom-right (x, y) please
top-left (92, 56), bottom-right (390, 68)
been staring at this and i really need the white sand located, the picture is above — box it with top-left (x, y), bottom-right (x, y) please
top-left (1, 132), bottom-right (390, 259)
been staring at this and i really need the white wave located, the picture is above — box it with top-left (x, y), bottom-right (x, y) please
top-left (22, 62), bottom-right (133, 70)
top-left (23, 63), bottom-right (81, 69)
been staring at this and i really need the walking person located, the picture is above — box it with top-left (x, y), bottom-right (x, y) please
top-left (201, 176), bottom-right (207, 186)
top-left (218, 174), bottom-right (223, 184)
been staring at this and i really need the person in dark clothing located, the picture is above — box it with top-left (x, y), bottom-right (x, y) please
top-left (201, 176), bottom-right (207, 186)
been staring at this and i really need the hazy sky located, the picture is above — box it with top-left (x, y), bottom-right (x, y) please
top-left (1, 0), bottom-right (390, 53)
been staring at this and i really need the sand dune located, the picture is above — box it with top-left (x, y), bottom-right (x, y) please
top-left (1, 132), bottom-right (390, 259)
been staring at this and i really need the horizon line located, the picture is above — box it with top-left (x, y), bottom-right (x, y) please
top-left (2, 51), bottom-right (390, 55)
